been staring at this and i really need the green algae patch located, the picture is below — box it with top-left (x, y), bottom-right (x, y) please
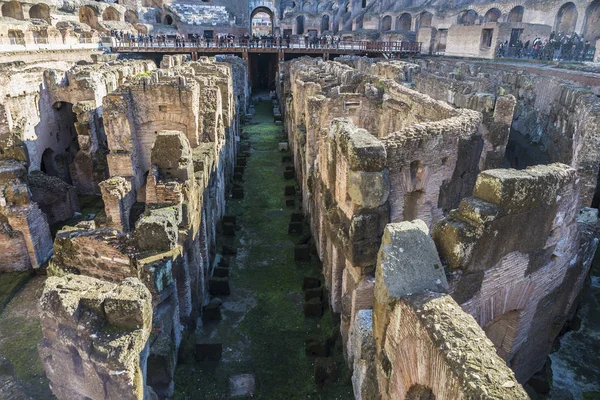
top-left (0, 277), bottom-right (54, 399)
top-left (173, 100), bottom-right (353, 399)
top-left (0, 272), bottom-right (32, 312)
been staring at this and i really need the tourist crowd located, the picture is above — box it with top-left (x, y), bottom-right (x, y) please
top-left (110, 30), bottom-right (345, 49)
top-left (496, 31), bottom-right (596, 61)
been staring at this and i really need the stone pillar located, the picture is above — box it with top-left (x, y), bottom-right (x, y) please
top-left (99, 176), bottom-right (136, 232)
top-left (39, 275), bottom-right (153, 400)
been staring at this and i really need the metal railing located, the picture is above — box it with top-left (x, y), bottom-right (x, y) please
top-left (110, 38), bottom-right (421, 54)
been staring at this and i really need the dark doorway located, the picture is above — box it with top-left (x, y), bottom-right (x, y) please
top-left (249, 53), bottom-right (278, 91)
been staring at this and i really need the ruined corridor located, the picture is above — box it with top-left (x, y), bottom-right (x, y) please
top-left (174, 98), bottom-right (353, 399)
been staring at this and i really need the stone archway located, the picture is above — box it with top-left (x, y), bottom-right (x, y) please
top-left (583, 0), bottom-right (600, 47)
top-left (484, 8), bottom-right (501, 23)
top-left (125, 10), bottom-right (138, 24)
top-left (29, 3), bottom-right (50, 23)
top-left (417, 11), bottom-right (432, 30)
top-left (555, 3), bottom-right (577, 34)
top-left (251, 6), bottom-right (273, 35)
top-left (406, 385), bottom-right (436, 400)
top-left (508, 6), bottom-right (524, 23)
top-left (164, 14), bottom-right (173, 25)
top-left (397, 13), bottom-right (411, 31)
top-left (484, 310), bottom-right (522, 361)
top-left (381, 15), bottom-right (392, 32)
top-left (321, 14), bottom-right (329, 33)
top-left (79, 6), bottom-right (99, 30)
top-left (102, 6), bottom-right (120, 22)
top-left (296, 15), bottom-right (304, 34)
top-left (1, 1), bottom-right (24, 20)
top-left (458, 9), bottom-right (478, 26)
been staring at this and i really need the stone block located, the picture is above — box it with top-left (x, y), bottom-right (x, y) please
top-left (202, 298), bottom-right (222, 321)
top-left (347, 170), bottom-right (390, 208)
top-left (284, 185), bottom-right (296, 196)
top-left (330, 119), bottom-right (386, 172)
top-left (195, 343), bottom-right (222, 361)
top-left (304, 298), bottom-right (323, 317)
top-left (294, 244), bottom-right (311, 261)
top-left (278, 142), bottom-right (289, 151)
top-left (213, 267), bottom-right (229, 278)
top-left (223, 222), bottom-right (236, 236)
top-left (305, 336), bottom-right (330, 357)
top-left (314, 357), bottom-right (339, 385)
top-left (222, 245), bottom-right (237, 255)
top-left (374, 221), bottom-right (448, 311)
top-left (135, 207), bottom-right (180, 252)
top-left (232, 187), bottom-right (244, 199)
top-left (303, 277), bottom-right (321, 290)
top-left (209, 277), bottom-right (230, 296)
top-left (229, 373), bottom-right (255, 398)
top-left (305, 286), bottom-right (323, 302)
top-left (288, 222), bottom-right (303, 235)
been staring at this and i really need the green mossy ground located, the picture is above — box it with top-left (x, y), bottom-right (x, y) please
top-left (0, 276), bottom-right (55, 399)
top-left (174, 100), bottom-right (353, 399)
top-left (0, 272), bottom-right (32, 312)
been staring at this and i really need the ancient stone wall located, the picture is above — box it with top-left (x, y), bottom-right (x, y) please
top-left (38, 275), bottom-right (153, 400)
top-left (433, 163), bottom-right (599, 382)
top-left (279, 57), bottom-right (486, 350)
top-left (411, 59), bottom-right (600, 206)
top-left (40, 56), bottom-right (247, 399)
top-left (349, 221), bottom-right (528, 400)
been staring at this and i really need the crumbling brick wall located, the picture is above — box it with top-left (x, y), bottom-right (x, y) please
top-left (350, 221), bottom-right (528, 400)
top-left (280, 58), bottom-right (485, 347)
top-left (40, 56), bottom-right (247, 399)
top-left (411, 59), bottom-right (600, 206)
top-left (39, 275), bottom-right (153, 400)
top-left (433, 163), bottom-right (599, 382)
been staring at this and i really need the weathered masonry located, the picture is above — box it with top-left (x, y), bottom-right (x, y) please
top-left (36, 56), bottom-right (249, 399)
top-left (278, 57), bottom-right (599, 396)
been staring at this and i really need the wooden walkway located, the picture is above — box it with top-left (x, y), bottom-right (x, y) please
top-left (111, 40), bottom-right (422, 60)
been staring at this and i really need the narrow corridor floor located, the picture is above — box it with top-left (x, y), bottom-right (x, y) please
top-left (174, 97), bottom-right (354, 399)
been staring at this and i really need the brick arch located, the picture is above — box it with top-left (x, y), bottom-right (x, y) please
top-left (1, 1), bottom-right (24, 20)
top-left (79, 5), bottom-right (100, 30)
top-left (29, 3), bottom-right (50, 23)
top-left (102, 6), bottom-right (120, 22)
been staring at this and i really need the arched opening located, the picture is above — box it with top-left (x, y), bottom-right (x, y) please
top-left (406, 385), bottom-right (436, 400)
top-left (484, 8), bottom-right (501, 23)
top-left (321, 14), bottom-right (330, 32)
top-left (7, 29), bottom-right (25, 45)
top-left (296, 15), bottom-right (304, 34)
top-left (40, 148), bottom-right (58, 177)
top-left (555, 3), bottom-right (578, 33)
top-left (251, 7), bottom-right (273, 35)
top-left (458, 9), bottom-right (478, 26)
top-left (1, 1), bottom-right (24, 20)
top-left (164, 14), bottom-right (173, 25)
top-left (381, 15), bottom-right (392, 32)
top-left (102, 6), bottom-right (120, 22)
top-left (508, 6), bottom-right (524, 23)
top-left (417, 11), bottom-right (432, 30)
top-left (79, 6), bottom-right (99, 30)
top-left (583, 0), bottom-right (600, 47)
top-left (29, 3), bottom-right (50, 23)
top-left (484, 310), bottom-right (522, 361)
top-left (154, 11), bottom-right (161, 23)
top-left (396, 13), bottom-right (411, 31)
top-left (125, 10), bottom-right (138, 24)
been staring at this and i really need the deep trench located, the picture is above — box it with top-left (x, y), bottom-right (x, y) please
top-left (173, 97), bottom-right (353, 399)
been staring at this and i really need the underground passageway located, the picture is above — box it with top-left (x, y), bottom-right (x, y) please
top-left (174, 97), bottom-right (353, 399)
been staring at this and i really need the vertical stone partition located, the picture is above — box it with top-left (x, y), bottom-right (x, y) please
top-left (38, 275), bottom-right (153, 400)
top-left (350, 221), bottom-right (528, 399)
top-left (433, 163), bottom-right (599, 382)
top-left (38, 56), bottom-right (249, 399)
